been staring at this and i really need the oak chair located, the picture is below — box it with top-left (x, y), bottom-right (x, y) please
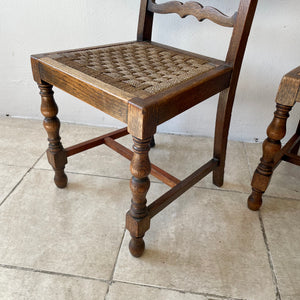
top-left (248, 66), bottom-right (300, 211)
top-left (31, 0), bottom-right (257, 257)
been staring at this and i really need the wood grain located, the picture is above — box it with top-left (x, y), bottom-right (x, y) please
top-left (39, 83), bottom-right (68, 188)
top-left (248, 107), bottom-right (300, 212)
top-left (213, 0), bottom-right (258, 187)
top-left (276, 66), bottom-right (300, 106)
top-left (64, 127), bottom-right (129, 157)
top-left (104, 137), bottom-right (181, 187)
top-left (127, 65), bottom-right (232, 138)
top-left (148, 0), bottom-right (237, 27)
top-left (34, 57), bottom-right (130, 123)
top-left (137, 0), bottom-right (154, 41)
top-left (126, 136), bottom-right (152, 257)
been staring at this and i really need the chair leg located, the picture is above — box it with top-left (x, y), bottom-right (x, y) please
top-left (290, 121), bottom-right (300, 154)
top-left (248, 104), bottom-right (292, 210)
top-left (213, 89), bottom-right (234, 187)
top-left (150, 135), bottom-right (155, 148)
top-left (126, 136), bottom-right (151, 257)
top-left (39, 83), bottom-right (68, 188)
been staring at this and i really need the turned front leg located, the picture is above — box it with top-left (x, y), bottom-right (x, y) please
top-left (39, 83), bottom-right (68, 188)
top-left (126, 136), bottom-right (151, 257)
top-left (248, 104), bottom-right (292, 210)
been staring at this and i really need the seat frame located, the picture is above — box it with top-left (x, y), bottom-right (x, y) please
top-left (31, 0), bottom-right (258, 257)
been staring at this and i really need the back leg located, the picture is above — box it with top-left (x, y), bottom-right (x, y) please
top-left (150, 135), bottom-right (155, 148)
top-left (39, 83), bottom-right (68, 188)
top-left (213, 89), bottom-right (235, 187)
top-left (290, 121), bottom-right (300, 154)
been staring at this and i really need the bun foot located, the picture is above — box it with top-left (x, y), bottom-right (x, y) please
top-left (248, 191), bottom-right (262, 211)
top-left (129, 236), bottom-right (145, 257)
top-left (54, 170), bottom-right (68, 188)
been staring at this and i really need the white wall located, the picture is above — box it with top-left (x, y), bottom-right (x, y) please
top-left (1, 0), bottom-right (299, 142)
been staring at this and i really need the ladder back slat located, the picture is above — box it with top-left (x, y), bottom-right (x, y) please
top-left (148, 0), bottom-right (237, 27)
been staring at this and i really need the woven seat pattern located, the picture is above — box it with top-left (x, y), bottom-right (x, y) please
top-left (48, 42), bottom-right (217, 95)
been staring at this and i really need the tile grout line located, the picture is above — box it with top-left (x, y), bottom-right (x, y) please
top-left (0, 263), bottom-right (108, 283)
top-left (261, 193), bottom-right (300, 203)
top-left (258, 211), bottom-right (282, 300)
top-left (33, 167), bottom-right (300, 203)
top-left (104, 226), bottom-right (127, 300)
top-left (0, 260), bottom-right (246, 300)
top-left (33, 141), bottom-right (300, 203)
top-left (111, 279), bottom-right (246, 300)
top-left (0, 152), bottom-right (46, 207)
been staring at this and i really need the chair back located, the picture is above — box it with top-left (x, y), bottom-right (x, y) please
top-left (137, 0), bottom-right (258, 69)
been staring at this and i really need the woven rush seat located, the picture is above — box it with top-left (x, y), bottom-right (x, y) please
top-left (37, 41), bottom-right (219, 98)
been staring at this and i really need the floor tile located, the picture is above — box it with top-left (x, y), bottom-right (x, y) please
top-left (261, 197), bottom-right (300, 299)
top-left (0, 266), bottom-right (108, 300)
top-left (0, 169), bottom-right (130, 280)
top-left (0, 164), bottom-right (28, 204)
top-left (114, 187), bottom-right (276, 300)
top-left (150, 134), bottom-right (251, 193)
top-left (244, 142), bottom-right (300, 200)
top-left (36, 123), bottom-right (251, 194)
top-left (0, 117), bottom-right (45, 167)
top-left (107, 281), bottom-right (225, 300)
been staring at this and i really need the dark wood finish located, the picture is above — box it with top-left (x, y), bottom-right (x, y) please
top-left (150, 135), bottom-right (155, 148)
top-left (32, 57), bottom-right (130, 123)
top-left (248, 66), bottom-right (300, 210)
top-left (104, 137), bottom-right (133, 160)
top-left (126, 137), bottom-right (152, 257)
top-left (283, 152), bottom-right (300, 165)
top-left (290, 122), bottom-right (300, 154)
top-left (39, 83), bottom-right (68, 188)
top-left (273, 122), bottom-right (300, 167)
top-left (248, 104), bottom-right (292, 210)
top-left (148, 159), bottom-right (218, 218)
top-left (276, 67), bottom-right (300, 106)
top-left (149, 162), bottom-right (181, 187)
top-left (213, 0), bottom-right (258, 186)
top-left (148, 0), bottom-right (237, 27)
top-left (31, 0), bottom-right (258, 256)
top-left (103, 137), bottom-right (180, 187)
top-left (137, 0), bottom-right (154, 41)
top-left (65, 127), bottom-right (129, 157)
top-left (127, 65), bottom-right (232, 139)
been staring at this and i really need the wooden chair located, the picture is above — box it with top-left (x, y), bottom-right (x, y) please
top-left (31, 0), bottom-right (257, 257)
top-left (248, 66), bottom-right (300, 211)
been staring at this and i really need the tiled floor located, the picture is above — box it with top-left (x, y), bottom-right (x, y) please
top-left (0, 117), bottom-right (299, 300)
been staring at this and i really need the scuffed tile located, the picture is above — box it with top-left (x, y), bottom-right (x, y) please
top-left (0, 117), bottom-right (45, 167)
top-left (107, 281), bottom-right (215, 300)
top-left (261, 198), bottom-right (300, 299)
top-left (0, 169), bottom-right (129, 280)
top-left (0, 266), bottom-right (107, 300)
top-left (0, 164), bottom-right (28, 203)
top-left (114, 187), bottom-right (276, 300)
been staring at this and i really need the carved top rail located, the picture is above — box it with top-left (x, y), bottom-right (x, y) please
top-left (148, 0), bottom-right (237, 27)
